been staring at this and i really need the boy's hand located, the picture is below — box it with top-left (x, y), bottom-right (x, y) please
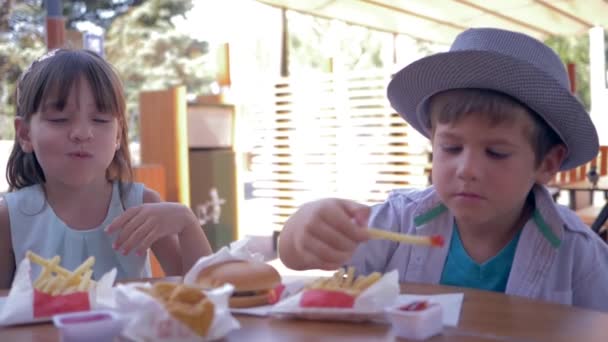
top-left (106, 203), bottom-right (197, 256)
top-left (279, 198), bottom-right (371, 270)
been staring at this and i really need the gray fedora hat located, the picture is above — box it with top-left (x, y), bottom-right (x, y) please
top-left (387, 27), bottom-right (598, 170)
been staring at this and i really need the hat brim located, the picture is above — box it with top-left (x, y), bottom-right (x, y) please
top-left (387, 50), bottom-right (599, 170)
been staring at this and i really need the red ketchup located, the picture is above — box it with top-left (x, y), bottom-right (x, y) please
top-left (399, 300), bottom-right (430, 311)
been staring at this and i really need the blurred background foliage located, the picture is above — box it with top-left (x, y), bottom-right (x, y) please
top-left (0, 0), bottom-right (603, 141)
top-left (0, 0), bottom-right (213, 140)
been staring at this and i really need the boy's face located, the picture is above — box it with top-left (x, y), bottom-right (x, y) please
top-left (431, 113), bottom-right (560, 228)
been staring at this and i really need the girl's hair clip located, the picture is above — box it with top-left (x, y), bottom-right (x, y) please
top-left (21, 49), bottom-right (60, 79)
top-left (16, 49), bottom-right (62, 110)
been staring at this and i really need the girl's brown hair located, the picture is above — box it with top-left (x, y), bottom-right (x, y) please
top-left (6, 49), bottom-right (132, 198)
top-left (427, 88), bottom-right (563, 167)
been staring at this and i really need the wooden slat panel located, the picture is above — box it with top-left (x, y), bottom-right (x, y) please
top-left (247, 70), bottom-right (431, 230)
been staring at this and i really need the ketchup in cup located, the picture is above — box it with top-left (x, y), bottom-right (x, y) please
top-left (53, 310), bottom-right (124, 342)
top-left (385, 300), bottom-right (443, 340)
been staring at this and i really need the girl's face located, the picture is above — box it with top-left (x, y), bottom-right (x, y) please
top-left (17, 78), bottom-right (120, 187)
top-left (431, 113), bottom-right (560, 229)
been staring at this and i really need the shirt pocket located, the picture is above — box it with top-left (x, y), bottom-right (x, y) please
top-left (543, 290), bottom-right (573, 305)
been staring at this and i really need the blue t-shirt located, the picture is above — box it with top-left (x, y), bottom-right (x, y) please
top-left (440, 223), bottom-right (522, 292)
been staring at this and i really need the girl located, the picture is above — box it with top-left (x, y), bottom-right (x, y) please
top-left (0, 49), bottom-right (212, 288)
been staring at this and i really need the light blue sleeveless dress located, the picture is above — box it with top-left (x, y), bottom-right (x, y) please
top-left (4, 181), bottom-right (151, 281)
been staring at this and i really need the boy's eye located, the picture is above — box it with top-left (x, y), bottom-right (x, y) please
top-left (93, 118), bottom-right (110, 123)
top-left (486, 149), bottom-right (509, 159)
top-left (440, 145), bottom-right (461, 153)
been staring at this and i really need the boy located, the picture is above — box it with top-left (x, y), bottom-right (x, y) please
top-left (278, 28), bottom-right (608, 312)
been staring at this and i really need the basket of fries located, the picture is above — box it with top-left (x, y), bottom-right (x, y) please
top-left (271, 267), bottom-right (399, 322)
top-left (0, 251), bottom-right (116, 326)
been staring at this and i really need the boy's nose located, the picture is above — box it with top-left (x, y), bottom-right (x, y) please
top-left (456, 151), bottom-right (479, 181)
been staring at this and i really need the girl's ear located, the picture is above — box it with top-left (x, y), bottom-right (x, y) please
top-left (115, 124), bottom-right (121, 151)
top-left (535, 144), bottom-right (567, 184)
top-left (14, 117), bottom-right (33, 153)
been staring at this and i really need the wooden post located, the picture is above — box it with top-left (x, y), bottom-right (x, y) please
top-left (139, 87), bottom-right (191, 205)
top-left (567, 62), bottom-right (576, 93)
top-left (280, 7), bottom-right (289, 77)
top-left (217, 43), bottom-right (231, 88)
top-left (45, 0), bottom-right (65, 50)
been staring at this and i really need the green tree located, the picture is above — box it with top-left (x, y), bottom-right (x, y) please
top-left (0, 0), bottom-right (212, 141)
top-left (287, 11), bottom-right (389, 75)
top-left (0, 0), bottom-right (46, 139)
top-left (104, 0), bottom-right (214, 141)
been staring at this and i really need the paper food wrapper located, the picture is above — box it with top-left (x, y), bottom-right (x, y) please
top-left (0, 258), bottom-right (116, 326)
top-left (183, 237), bottom-right (265, 286)
top-left (111, 282), bottom-right (239, 342)
top-left (270, 270), bottom-right (399, 321)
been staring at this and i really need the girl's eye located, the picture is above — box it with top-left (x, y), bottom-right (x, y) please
top-left (92, 113), bottom-right (113, 123)
top-left (47, 118), bottom-right (67, 123)
top-left (487, 150), bottom-right (509, 159)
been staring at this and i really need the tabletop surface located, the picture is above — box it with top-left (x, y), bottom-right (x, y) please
top-left (1, 280), bottom-right (607, 342)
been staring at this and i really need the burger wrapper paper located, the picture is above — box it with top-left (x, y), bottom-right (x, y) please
top-left (183, 237), bottom-right (264, 286)
top-left (110, 282), bottom-right (239, 341)
top-left (270, 270), bottom-right (399, 322)
top-left (0, 258), bottom-right (116, 326)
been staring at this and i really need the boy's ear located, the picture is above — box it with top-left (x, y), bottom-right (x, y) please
top-left (14, 117), bottom-right (33, 153)
top-left (535, 144), bottom-right (567, 184)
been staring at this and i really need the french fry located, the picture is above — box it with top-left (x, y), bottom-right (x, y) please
top-left (368, 228), bottom-right (445, 248)
top-left (352, 272), bottom-right (381, 291)
top-left (33, 255), bottom-right (60, 289)
top-left (77, 270), bottom-right (93, 292)
top-left (51, 276), bottom-right (69, 296)
top-left (305, 267), bottom-right (382, 295)
top-left (26, 251), bottom-right (97, 295)
top-left (344, 266), bottom-right (355, 288)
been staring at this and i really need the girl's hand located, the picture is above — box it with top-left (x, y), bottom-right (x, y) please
top-left (279, 198), bottom-right (371, 270)
top-left (106, 202), bottom-right (197, 256)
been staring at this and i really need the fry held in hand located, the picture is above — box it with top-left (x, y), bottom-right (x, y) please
top-left (368, 228), bottom-right (444, 247)
top-left (301, 267), bottom-right (382, 308)
top-left (27, 251), bottom-right (96, 296)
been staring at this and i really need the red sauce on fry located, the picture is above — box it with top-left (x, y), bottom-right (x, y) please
top-left (430, 235), bottom-right (445, 248)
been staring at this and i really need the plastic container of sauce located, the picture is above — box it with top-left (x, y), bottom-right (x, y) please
top-left (385, 300), bottom-right (443, 340)
top-left (53, 310), bottom-right (124, 342)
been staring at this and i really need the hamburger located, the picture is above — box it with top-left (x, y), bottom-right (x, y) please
top-left (195, 260), bottom-right (281, 308)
